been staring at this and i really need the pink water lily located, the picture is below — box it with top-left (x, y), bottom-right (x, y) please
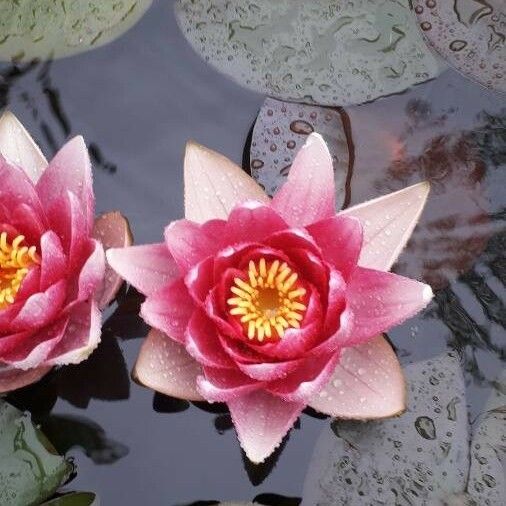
top-left (108, 133), bottom-right (433, 463)
top-left (0, 111), bottom-right (131, 394)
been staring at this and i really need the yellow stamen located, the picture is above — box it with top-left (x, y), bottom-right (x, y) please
top-left (228, 258), bottom-right (307, 342)
top-left (0, 232), bottom-right (40, 309)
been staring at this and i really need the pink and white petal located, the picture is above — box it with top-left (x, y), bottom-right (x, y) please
top-left (309, 335), bottom-right (406, 419)
top-left (10, 203), bottom-right (47, 244)
top-left (164, 219), bottom-right (225, 273)
top-left (39, 231), bottom-right (67, 291)
top-left (185, 309), bottom-right (235, 368)
top-left (0, 363), bottom-right (52, 394)
top-left (0, 111), bottom-right (47, 183)
top-left (185, 257), bottom-right (215, 304)
top-left (133, 328), bottom-right (204, 401)
top-left (107, 243), bottom-right (179, 297)
top-left (237, 358), bottom-right (302, 382)
top-left (340, 182), bottom-right (430, 271)
top-left (267, 353), bottom-right (340, 403)
top-left (78, 240), bottom-right (106, 301)
top-left (197, 367), bottom-right (260, 402)
top-left (36, 136), bottom-right (94, 230)
top-left (141, 279), bottom-right (195, 343)
top-left (184, 140), bottom-right (269, 223)
top-left (226, 202), bottom-right (287, 244)
top-left (272, 133), bottom-right (335, 227)
top-left (323, 269), bottom-right (347, 336)
top-left (10, 280), bottom-right (67, 332)
top-left (307, 215), bottom-right (363, 280)
top-left (46, 300), bottom-right (102, 365)
top-left (347, 267), bottom-right (433, 345)
top-left (228, 390), bottom-right (304, 463)
top-left (264, 228), bottom-right (322, 259)
top-left (93, 211), bottom-right (133, 308)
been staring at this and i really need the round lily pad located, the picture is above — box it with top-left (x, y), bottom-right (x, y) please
top-left (413, 0), bottom-right (506, 93)
top-left (175, 0), bottom-right (442, 106)
top-left (0, 0), bottom-right (152, 62)
top-left (250, 98), bottom-right (351, 208)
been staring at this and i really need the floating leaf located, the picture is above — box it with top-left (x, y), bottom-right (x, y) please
top-left (175, 0), bottom-right (442, 106)
top-left (0, 400), bottom-right (73, 506)
top-left (41, 492), bottom-right (100, 506)
top-left (413, 0), bottom-right (506, 93)
top-left (250, 98), bottom-right (351, 208)
top-left (302, 353), bottom-right (469, 505)
top-left (0, 0), bottom-right (152, 62)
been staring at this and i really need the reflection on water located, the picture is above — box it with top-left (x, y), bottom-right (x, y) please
top-left (0, 0), bottom-right (505, 504)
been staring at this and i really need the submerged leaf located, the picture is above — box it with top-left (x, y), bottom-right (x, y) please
top-left (41, 492), bottom-right (100, 506)
top-left (0, 400), bottom-right (73, 506)
top-left (250, 98), bottom-right (351, 208)
top-left (175, 0), bottom-right (442, 106)
top-left (413, 0), bottom-right (506, 93)
top-left (0, 0), bottom-right (152, 61)
top-left (302, 353), bottom-right (469, 505)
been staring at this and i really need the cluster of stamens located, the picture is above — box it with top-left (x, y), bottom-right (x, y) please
top-left (227, 258), bottom-right (307, 342)
top-left (0, 232), bottom-right (40, 309)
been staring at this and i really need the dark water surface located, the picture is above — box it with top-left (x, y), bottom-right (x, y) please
top-left (1, 1), bottom-right (505, 504)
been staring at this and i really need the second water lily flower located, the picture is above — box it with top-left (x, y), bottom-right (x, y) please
top-left (108, 133), bottom-right (433, 463)
top-left (0, 112), bottom-right (131, 394)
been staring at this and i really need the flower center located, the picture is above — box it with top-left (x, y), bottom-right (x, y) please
top-left (227, 258), bottom-right (307, 342)
top-left (0, 232), bottom-right (40, 309)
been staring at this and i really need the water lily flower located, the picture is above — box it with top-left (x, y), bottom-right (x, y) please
top-left (107, 133), bottom-right (433, 463)
top-left (0, 111), bottom-right (131, 394)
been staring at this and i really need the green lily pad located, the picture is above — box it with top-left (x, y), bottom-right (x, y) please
top-left (41, 492), bottom-right (100, 506)
top-left (0, 400), bottom-right (73, 506)
top-left (0, 0), bottom-right (152, 62)
top-left (175, 0), bottom-right (442, 106)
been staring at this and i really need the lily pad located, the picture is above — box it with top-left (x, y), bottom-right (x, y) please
top-left (41, 492), bottom-right (100, 506)
top-left (0, 400), bottom-right (73, 506)
top-left (250, 98), bottom-right (351, 207)
top-left (302, 353), bottom-right (469, 505)
top-left (175, 0), bottom-right (442, 106)
top-left (413, 0), bottom-right (506, 93)
top-left (0, 0), bottom-right (152, 62)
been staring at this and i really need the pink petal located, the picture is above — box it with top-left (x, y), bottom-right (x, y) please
top-left (10, 280), bottom-right (67, 332)
top-left (106, 243), bottom-right (179, 297)
top-left (347, 267), bottom-right (433, 345)
top-left (237, 358), bottom-right (302, 381)
top-left (185, 257), bottom-right (215, 304)
top-left (228, 389), bottom-right (304, 463)
top-left (36, 136), bottom-right (94, 230)
top-left (10, 203), bottom-right (46, 245)
top-left (197, 367), bottom-right (260, 402)
top-left (39, 231), bottom-right (67, 291)
top-left (185, 309), bottom-right (235, 368)
top-left (0, 364), bottom-right (52, 394)
top-left (132, 328), bottom-right (204, 401)
top-left (141, 279), bottom-right (195, 343)
top-left (225, 202), bottom-right (287, 244)
top-left (323, 269), bottom-right (347, 336)
top-left (164, 219), bottom-right (226, 272)
top-left (267, 353), bottom-right (340, 403)
top-left (78, 240), bottom-right (106, 301)
top-left (0, 111), bottom-right (48, 183)
top-left (15, 267), bottom-right (41, 302)
top-left (184, 140), bottom-right (269, 223)
top-left (307, 215), bottom-right (363, 280)
top-left (309, 335), bottom-right (406, 418)
top-left (264, 228), bottom-right (322, 259)
top-left (340, 182), bottom-right (430, 271)
top-left (93, 211), bottom-right (133, 308)
top-left (272, 133), bottom-right (335, 227)
top-left (46, 300), bottom-right (102, 365)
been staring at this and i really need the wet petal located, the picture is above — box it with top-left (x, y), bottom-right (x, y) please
top-left (0, 364), bottom-right (51, 393)
top-left (39, 231), bottom-right (67, 291)
top-left (347, 267), bottom-right (433, 345)
top-left (309, 335), bottom-right (406, 419)
top-left (133, 328), bottom-right (204, 401)
top-left (197, 367), bottom-right (260, 402)
top-left (141, 279), bottom-right (195, 343)
top-left (0, 111), bottom-right (47, 183)
top-left (93, 211), bottom-right (133, 308)
top-left (227, 389), bottom-right (304, 463)
top-left (272, 133), bottom-right (335, 227)
top-left (78, 240), bottom-right (106, 301)
top-left (340, 182), bottom-right (430, 271)
top-left (106, 243), bottom-right (179, 297)
top-left (184, 140), bottom-right (268, 223)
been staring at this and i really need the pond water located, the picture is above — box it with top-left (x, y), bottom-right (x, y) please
top-left (1, 1), bottom-right (505, 505)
